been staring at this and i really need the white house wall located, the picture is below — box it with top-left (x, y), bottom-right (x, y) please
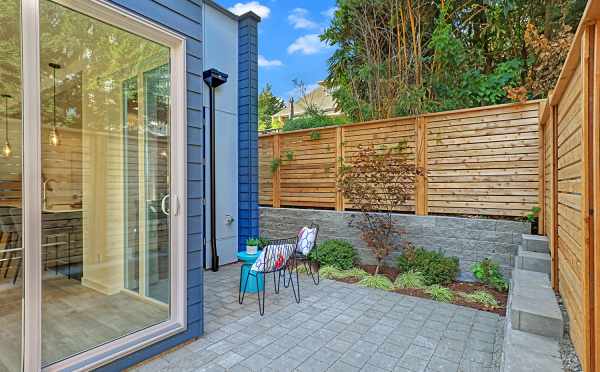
top-left (203, 3), bottom-right (239, 266)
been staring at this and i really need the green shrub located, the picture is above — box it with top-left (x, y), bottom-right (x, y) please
top-left (396, 246), bottom-right (459, 285)
top-left (425, 285), bottom-right (454, 303)
top-left (358, 275), bottom-right (394, 290)
top-left (282, 115), bottom-right (347, 132)
top-left (309, 239), bottom-right (357, 270)
top-left (471, 259), bottom-right (508, 292)
top-left (394, 270), bottom-right (426, 289)
top-left (458, 290), bottom-right (499, 308)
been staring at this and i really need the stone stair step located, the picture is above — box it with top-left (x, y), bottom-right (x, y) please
top-left (521, 234), bottom-right (549, 254)
top-left (502, 329), bottom-right (563, 372)
top-left (515, 246), bottom-right (551, 275)
top-left (510, 269), bottom-right (563, 339)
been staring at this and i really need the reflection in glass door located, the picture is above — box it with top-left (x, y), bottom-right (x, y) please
top-left (144, 65), bottom-right (171, 304)
top-left (39, 0), bottom-right (172, 366)
top-left (0, 1), bottom-right (23, 371)
top-left (123, 65), bottom-right (171, 304)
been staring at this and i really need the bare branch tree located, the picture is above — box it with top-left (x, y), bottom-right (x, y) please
top-left (338, 143), bottom-right (424, 275)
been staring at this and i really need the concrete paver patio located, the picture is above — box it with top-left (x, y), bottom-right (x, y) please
top-left (132, 263), bottom-right (504, 372)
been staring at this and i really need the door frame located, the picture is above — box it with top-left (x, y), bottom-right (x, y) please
top-left (20, 0), bottom-right (188, 370)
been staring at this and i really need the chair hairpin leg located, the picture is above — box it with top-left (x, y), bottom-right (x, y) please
top-left (305, 260), bottom-right (320, 285)
top-left (287, 264), bottom-right (300, 303)
top-left (257, 272), bottom-right (266, 316)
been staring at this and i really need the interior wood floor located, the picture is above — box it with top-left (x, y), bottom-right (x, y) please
top-left (0, 277), bottom-right (168, 372)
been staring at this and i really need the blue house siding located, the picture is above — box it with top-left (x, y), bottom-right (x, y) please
top-left (97, 0), bottom-right (204, 370)
top-left (238, 14), bottom-right (260, 252)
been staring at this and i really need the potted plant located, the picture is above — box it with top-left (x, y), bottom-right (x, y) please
top-left (246, 237), bottom-right (259, 255)
top-left (526, 206), bottom-right (541, 235)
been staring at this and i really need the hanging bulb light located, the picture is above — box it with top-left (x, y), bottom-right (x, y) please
top-left (2, 94), bottom-right (11, 159)
top-left (49, 63), bottom-right (62, 146)
top-left (49, 127), bottom-right (59, 146)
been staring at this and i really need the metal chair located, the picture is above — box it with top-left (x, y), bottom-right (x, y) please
top-left (282, 224), bottom-right (320, 294)
top-left (238, 237), bottom-right (299, 316)
top-left (292, 223), bottom-right (320, 286)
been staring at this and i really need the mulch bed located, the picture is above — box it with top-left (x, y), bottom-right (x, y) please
top-left (329, 264), bottom-right (507, 316)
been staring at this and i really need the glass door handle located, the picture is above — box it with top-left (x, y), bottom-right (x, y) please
top-left (161, 194), bottom-right (170, 216)
top-left (161, 194), bottom-right (180, 216)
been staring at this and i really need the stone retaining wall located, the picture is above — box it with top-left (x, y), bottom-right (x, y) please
top-left (260, 207), bottom-right (531, 277)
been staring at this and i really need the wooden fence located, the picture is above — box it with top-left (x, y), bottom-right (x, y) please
top-left (259, 100), bottom-right (542, 217)
top-left (538, 1), bottom-right (600, 370)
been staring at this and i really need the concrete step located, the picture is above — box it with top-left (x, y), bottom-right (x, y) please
top-left (510, 269), bottom-right (563, 339)
top-left (522, 234), bottom-right (549, 254)
top-left (515, 246), bottom-right (551, 275)
top-left (502, 328), bottom-right (563, 372)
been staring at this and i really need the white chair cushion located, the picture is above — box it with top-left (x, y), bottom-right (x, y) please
top-left (251, 243), bottom-right (295, 273)
top-left (297, 227), bottom-right (317, 256)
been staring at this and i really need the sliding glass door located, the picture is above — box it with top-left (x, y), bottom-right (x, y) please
top-left (3, 0), bottom-right (186, 370)
top-left (0, 1), bottom-right (23, 371)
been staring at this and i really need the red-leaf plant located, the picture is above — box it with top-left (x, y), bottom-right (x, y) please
top-left (337, 143), bottom-right (424, 275)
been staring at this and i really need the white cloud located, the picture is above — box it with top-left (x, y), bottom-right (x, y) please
top-left (322, 7), bottom-right (337, 18)
top-left (228, 1), bottom-right (270, 19)
top-left (288, 8), bottom-right (319, 30)
top-left (287, 34), bottom-right (328, 55)
top-left (258, 55), bottom-right (283, 68)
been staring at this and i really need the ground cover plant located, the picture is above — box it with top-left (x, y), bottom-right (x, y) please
top-left (358, 275), bottom-right (394, 290)
top-left (393, 270), bottom-right (426, 289)
top-left (425, 285), bottom-right (454, 303)
top-left (458, 290), bottom-right (499, 308)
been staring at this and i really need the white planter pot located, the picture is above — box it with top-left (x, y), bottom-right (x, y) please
top-left (246, 245), bottom-right (257, 255)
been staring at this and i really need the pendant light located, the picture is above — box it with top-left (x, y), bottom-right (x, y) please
top-left (2, 94), bottom-right (12, 158)
top-left (49, 63), bottom-right (61, 147)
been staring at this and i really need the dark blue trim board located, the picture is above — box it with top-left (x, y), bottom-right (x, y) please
top-left (97, 0), bottom-right (204, 370)
top-left (238, 13), bottom-right (260, 252)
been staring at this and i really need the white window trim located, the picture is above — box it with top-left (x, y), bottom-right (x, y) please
top-left (20, 0), bottom-right (188, 371)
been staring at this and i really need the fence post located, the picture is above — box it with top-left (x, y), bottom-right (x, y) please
top-left (582, 25), bottom-right (596, 372)
top-left (415, 116), bottom-right (428, 215)
top-left (272, 134), bottom-right (281, 208)
top-left (539, 101), bottom-right (546, 236)
top-left (335, 126), bottom-right (344, 211)
top-left (551, 105), bottom-right (559, 291)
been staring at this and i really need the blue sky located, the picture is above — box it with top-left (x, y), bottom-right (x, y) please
top-left (223, 1), bottom-right (337, 100)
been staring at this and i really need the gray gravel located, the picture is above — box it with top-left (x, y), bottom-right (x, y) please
top-left (557, 295), bottom-right (583, 372)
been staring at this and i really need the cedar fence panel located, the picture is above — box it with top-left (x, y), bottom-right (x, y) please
top-left (259, 101), bottom-right (542, 218)
top-left (258, 136), bottom-right (273, 206)
top-left (425, 102), bottom-right (540, 217)
top-left (538, 4), bottom-right (600, 369)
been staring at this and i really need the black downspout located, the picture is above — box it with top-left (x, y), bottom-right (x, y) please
top-left (208, 86), bottom-right (219, 271)
top-left (203, 68), bottom-right (228, 272)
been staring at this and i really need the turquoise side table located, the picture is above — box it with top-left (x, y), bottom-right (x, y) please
top-left (237, 251), bottom-right (265, 293)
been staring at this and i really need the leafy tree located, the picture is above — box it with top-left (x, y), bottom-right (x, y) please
top-left (258, 84), bottom-right (285, 132)
top-left (321, 0), bottom-right (585, 121)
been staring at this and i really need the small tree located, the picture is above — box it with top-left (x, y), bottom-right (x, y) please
top-left (258, 83), bottom-right (285, 132)
top-left (338, 143), bottom-right (423, 275)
